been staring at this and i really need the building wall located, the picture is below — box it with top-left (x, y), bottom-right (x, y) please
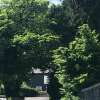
top-left (28, 74), bottom-right (48, 91)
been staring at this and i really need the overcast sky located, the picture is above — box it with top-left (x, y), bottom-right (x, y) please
top-left (49, 0), bottom-right (62, 5)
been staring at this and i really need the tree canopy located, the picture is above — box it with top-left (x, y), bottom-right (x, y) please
top-left (53, 24), bottom-right (100, 100)
top-left (0, 0), bottom-right (59, 96)
top-left (0, 0), bottom-right (100, 99)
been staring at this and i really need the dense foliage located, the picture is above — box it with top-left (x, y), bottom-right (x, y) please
top-left (53, 24), bottom-right (100, 100)
top-left (0, 0), bottom-right (100, 100)
top-left (0, 0), bottom-right (59, 96)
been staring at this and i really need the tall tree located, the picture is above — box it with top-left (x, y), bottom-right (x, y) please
top-left (48, 0), bottom-right (87, 45)
top-left (53, 24), bottom-right (100, 100)
top-left (63, 0), bottom-right (100, 32)
top-left (0, 0), bottom-right (59, 96)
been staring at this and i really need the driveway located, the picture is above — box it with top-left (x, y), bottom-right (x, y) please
top-left (24, 97), bottom-right (49, 100)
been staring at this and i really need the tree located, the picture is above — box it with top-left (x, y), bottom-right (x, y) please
top-left (63, 0), bottom-right (100, 33)
top-left (48, 4), bottom-right (76, 44)
top-left (0, 0), bottom-right (59, 97)
top-left (53, 24), bottom-right (100, 100)
top-left (48, 0), bottom-right (87, 46)
top-left (47, 72), bottom-right (62, 100)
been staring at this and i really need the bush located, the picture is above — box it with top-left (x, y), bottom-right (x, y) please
top-left (19, 82), bottom-right (39, 97)
top-left (19, 87), bottom-right (39, 97)
top-left (0, 82), bottom-right (39, 97)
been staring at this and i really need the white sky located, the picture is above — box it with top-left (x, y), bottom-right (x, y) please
top-left (49, 0), bottom-right (62, 5)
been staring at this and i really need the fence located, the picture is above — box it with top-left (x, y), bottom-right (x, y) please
top-left (80, 83), bottom-right (100, 100)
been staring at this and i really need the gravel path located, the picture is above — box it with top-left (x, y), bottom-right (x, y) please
top-left (24, 97), bottom-right (49, 100)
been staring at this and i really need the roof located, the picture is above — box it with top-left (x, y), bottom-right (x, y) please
top-left (32, 68), bottom-right (50, 74)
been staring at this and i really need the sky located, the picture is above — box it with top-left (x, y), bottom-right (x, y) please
top-left (49, 0), bottom-right (62, 5)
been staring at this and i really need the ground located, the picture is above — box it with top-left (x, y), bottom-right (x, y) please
top-left (25, 97), bottom-right (49, 100)
top-left (0, 97), bottom-right (49, 100)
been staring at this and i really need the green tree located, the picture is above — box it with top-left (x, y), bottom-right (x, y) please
top-left (48, 4), bottom-right (76, 44)
top-left (0, 0), bottom-right (59, 97)
top-left (53, 24), bottom-right (100, 100)
top-left (47, 72), bottom-right (62, 100)
top-left (63, 0), bottom-right (100, 33)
